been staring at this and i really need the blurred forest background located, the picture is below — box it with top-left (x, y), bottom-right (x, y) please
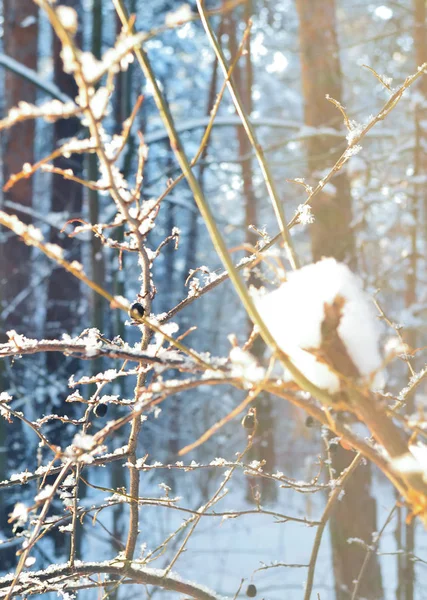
top-left (1, 1), bottom-right (427, 599)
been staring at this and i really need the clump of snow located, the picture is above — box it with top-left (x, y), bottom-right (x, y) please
top-left (0, 392), bottom-right (12, 421)
top-left (35, 485), bottom-right (54, 503)
top-left (63, 433), bottom-right (106, 463)
top-left (8, 502), bottom-right (28, 526)
top-left (81, 329), bottom-right (102, 357)
top-left (55, 6), bottom-right (78, 35)
top-left (229, 347), bottom-right (265, 386)
top-left (24, 556), bottom-right (36, 567)
top-left (255, 258), bottom-right (383, 393)
top-left (392, 442), bottom-right (427, 481)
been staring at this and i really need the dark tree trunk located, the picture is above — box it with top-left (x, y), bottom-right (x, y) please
top-left (0, 1), bottom-right (38, 570)
top-left (296, 0), bottom-right (355, 267)
top-left (295, 1), bottom-right (383, 598)
top-left (45, 0), bottom-right (83, 345)
top-left (44, 0), bottom-right (84, 561)
top-left (1, 1), bottom-right (38, 335)
top-left (88, 0), bottom-right (105, 337)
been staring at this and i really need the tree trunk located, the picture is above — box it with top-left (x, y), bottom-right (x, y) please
top-left (225, 4), bottom-right (277, 502)
top-left (296, 0), bottom-right (355, 267)
top-left (295, 1), bottom-right (383, 598)
top-left (45, 0), bottom-right (84, 561)
top-left (88, 0), bottom-right (105, 337)
top-left (1, 1), bottom-right (38, 335)
top-left (0, 1), bottom-right (39, 569)
top-left (45, 0), bottom-right (83, 344)
top-left (397, 3), bottom-right (427, 598)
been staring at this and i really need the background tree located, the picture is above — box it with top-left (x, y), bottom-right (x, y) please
top-left (0, 0), bottom-right (38, 568)
top-left (295, 0), bottom-right (383, 598)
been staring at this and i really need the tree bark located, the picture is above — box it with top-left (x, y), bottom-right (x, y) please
top-left (44, 0), bottom-right (84, 560)
top-left (0, 1), bottom-right (38, 335)
top-left (295, 1), bottom-right (383, 598)
top-left (45, 0), bottom-right (83, 342)
top-left (398, 3), bottom-right (427, 598)
top-left (296, 0), bottom-right (355, 267)
top-left (88, 0), bottom-right (105, 337)
top-left (225, 4), bottom-right (276, 502)
top-left (0, 0), bottom-right (38, 569)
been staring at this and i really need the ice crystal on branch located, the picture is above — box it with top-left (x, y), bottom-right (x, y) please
top-left (165, 4), bottom-right (192, 26)
top-left (295, 203), bottom-right (314, 225)
top-left (0, 392), bottom-right (12, 421)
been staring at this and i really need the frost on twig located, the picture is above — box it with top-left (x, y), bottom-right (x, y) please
top-left (295, 203), bottom-right (314, 225)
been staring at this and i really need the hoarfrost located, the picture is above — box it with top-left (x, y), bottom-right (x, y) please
top-left (165, 4), bottom-right (192, 27)
top-left (295, 204), bottom-right (314, 225)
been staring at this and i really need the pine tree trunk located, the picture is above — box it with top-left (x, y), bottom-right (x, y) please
top-left (45, 0), bottom-right (84, 560)
top-left (45, 0), bottom-right (83, 343)
top-left (397, 3), bottom-right (427, 598)
top-left (295, 1), bottom-right (383, 598)
top-left (1, 1), bottom-right (38, 335)
top-left (0, 0), bottom-right (38, 568)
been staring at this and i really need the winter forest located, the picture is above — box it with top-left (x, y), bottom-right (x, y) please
top-left (4, 0), bottom-right (427, 599)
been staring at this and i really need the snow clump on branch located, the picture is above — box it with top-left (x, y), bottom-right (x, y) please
top-left (255, 258), bottom-right (384, 393)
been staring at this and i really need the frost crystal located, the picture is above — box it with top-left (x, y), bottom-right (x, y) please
top-left (210, 458), bottom-right (227, 467)
top-left (165, 4), bottom-right (192, 27)
top-left (82, 329), bottom-right (102, 357)
top-left (296, 204), bottom-right (314, 225)
top-left (346, 120), bottom-right (364, 144)
top-left (344, 145), bottom-right (362, 158)
top-left (255, 258), bottom-right (384, 393)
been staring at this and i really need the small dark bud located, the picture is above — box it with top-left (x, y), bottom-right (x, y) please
top-left (305, 416), bottom-right (315, 428)
top-left (241, 413), bottom-right (256, 430)
top-left (94, 403), bottom-right (108, 418)
top-left (14, 525), bottom-right (24, 535)
top-left (246, 584), bottom-right (257, 597)
top-left (129, 302), bottom-right (145, 320)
